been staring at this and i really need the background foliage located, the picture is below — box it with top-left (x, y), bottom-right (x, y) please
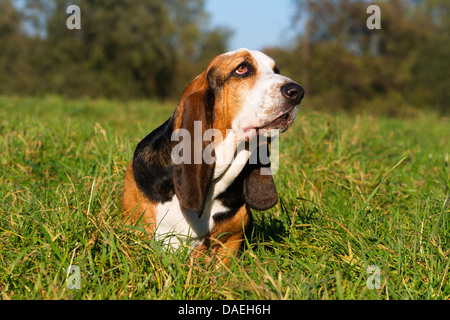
top-left (0, 0), bottom-right (230, 99)
top-left (0, 0), bottom-right (448, 113)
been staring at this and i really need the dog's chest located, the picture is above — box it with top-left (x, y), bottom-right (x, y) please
top-left (154, 193), bottom-right (227, 249)
top-left (154, 141), bottom-right (251, 249)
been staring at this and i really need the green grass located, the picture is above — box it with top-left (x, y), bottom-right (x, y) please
top-left (0, 95), bottom-right (449, 299)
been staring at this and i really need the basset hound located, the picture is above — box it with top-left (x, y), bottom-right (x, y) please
top-left (121, 48), bottom-right (304, 263)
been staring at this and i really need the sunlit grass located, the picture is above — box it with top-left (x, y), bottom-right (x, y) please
top-left (0, 95), bottom-right (448, 299)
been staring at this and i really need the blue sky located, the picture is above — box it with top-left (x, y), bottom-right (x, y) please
top-left (205, 0), bottom-right (298, 51)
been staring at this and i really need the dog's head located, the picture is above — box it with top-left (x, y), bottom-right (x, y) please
top-left (205, 48), bottom-right (304, 138)
top-left (172, 49), bottom-right (304, 216)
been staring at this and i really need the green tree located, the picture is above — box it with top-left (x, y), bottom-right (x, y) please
top-left (412, 0), bottom-right (450, 114)
top-left (275, 0), bottom-right (447, 114)
top-left (0, 0), bottom-right (231, 99)
top-left (0, 0), bottom-right (43, 95)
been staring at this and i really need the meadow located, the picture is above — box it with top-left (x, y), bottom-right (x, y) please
top-left (0, 95), bottom-right (448, 299)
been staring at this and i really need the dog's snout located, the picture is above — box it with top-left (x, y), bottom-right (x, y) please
top-left (281, 83), bottom-right (305, 104)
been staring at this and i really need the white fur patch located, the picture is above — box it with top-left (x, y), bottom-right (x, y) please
top-left (155, 131), bottom-right (253, 250)
top-left (231, 50), bottom-right (296, 132)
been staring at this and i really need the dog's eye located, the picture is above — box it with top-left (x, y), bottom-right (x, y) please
top-left (235, 64), bottom-right (248, 75)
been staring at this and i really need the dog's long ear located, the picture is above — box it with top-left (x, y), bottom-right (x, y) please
top-left (172, 72), bottom-right (216, 217)
top-left (243, 144), bottom-right (278, 210)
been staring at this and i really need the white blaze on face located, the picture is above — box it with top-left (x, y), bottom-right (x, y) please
top-left (230, 49), bottom-right (297, 135)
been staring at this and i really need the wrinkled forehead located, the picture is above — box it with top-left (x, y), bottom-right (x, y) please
top-left (210, 48), bottom-right (276, 73)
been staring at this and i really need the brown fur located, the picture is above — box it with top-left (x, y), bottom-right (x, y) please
top-left (173, 71), bottom-right (208, 130)
top-left (191, 205), bottom-right (251, 265)
top-left (208, 51), bottom-right (259, 137)
top-left (173, 73), bottom-right (215, 216)
top-left (121, 162), bottom-right (157, 234)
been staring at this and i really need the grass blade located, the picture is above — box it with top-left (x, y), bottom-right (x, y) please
top-left (358, 156), bottom-right (408, 216)
top-left (431, 191), bottom-right (450, 239)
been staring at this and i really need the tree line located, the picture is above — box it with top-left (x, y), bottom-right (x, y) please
top-left (267, 0), bottom-right (449, 114)
top-left (0, 0), bottom-right (231, 99)
top-left (0, 0), bottom-right (448, 114)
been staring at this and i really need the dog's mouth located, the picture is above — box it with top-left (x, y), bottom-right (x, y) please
top-left (259, 110), bottom-right (292, 131)
top-left (260, 107), bottom-right (298, 131)
top-left (242, 106), bottom-right (299, 140)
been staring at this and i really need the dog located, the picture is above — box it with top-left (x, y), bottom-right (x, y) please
top-left (121, 48), bottom-right (304, 263)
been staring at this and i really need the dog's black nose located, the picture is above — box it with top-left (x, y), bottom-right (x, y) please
top-left (281, 83), bottom-right (305, 104)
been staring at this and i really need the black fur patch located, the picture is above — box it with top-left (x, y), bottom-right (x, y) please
top-left (213, 164), bottom-right (249, 222)
top-left (132, 117), bottom-right (176, 203)
top-left (213, 145), bottom-right (278, 222)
